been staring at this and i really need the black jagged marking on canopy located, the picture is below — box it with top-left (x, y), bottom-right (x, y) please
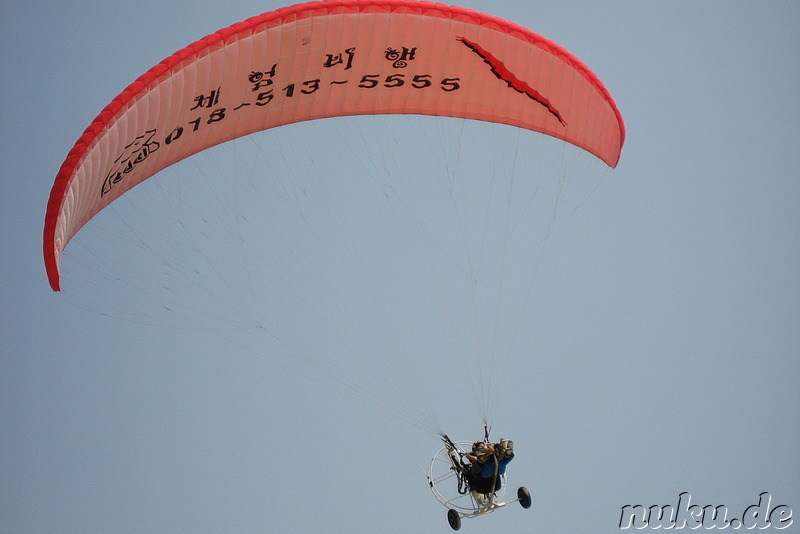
top-left (457, 36), bottom-right (566, 126)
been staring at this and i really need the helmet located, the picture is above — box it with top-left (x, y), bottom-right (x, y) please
top-left (497, 438), bottom-right (514, 458)
top-left (471, 441), bottom-right (491, 462)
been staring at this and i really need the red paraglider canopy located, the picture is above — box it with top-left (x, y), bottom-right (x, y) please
top-left (44, 0), bottom-right (625, 290)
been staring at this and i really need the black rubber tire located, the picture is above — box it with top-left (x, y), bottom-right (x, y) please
top-left (447, 509), bottom-right (461, 530)
top-left (518, 486), bottom-right (532, 509)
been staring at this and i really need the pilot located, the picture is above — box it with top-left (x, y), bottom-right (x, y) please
top-left (465, 439), bottom-right (514, 495)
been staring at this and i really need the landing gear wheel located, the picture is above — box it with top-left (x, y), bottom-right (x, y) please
top-left (518, 486), bottom-right (532, 509)
top-left (447, 509), bottom-right (461, 530)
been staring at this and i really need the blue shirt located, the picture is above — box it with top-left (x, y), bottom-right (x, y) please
top-left (479, 454), bottom-right (513, 478)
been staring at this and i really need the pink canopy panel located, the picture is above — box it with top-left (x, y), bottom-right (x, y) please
top-left (44, 0), bottom-right (625, 290)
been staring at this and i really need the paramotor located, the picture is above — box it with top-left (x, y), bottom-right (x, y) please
top-left (428, 435), bottom-right (531, 530)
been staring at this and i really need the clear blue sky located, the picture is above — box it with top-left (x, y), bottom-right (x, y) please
top-left (2, 1), bottom-right (798, 532)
